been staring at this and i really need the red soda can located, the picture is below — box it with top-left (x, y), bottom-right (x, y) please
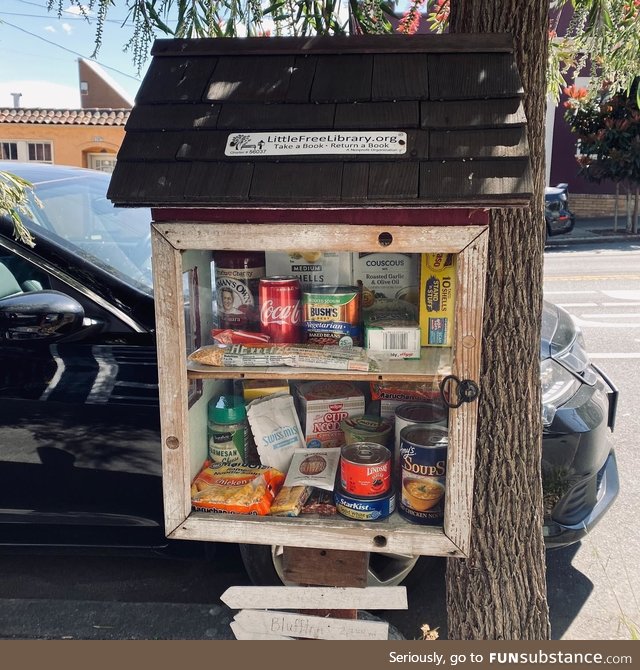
top-left (259, 276), bottom-right (302, 343)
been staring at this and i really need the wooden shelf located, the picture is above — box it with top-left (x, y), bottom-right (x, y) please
top-left (168, 509), bottom-right (465, 558)
top-left (187, 346), bottom-right (452, 382)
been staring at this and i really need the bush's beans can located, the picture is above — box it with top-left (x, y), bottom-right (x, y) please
top-left (399, 425), bottom-right (448, 525)
top-left (334, 487), bottom-right (396, 521)
top-left (340, 442), bottom-right (391, 498)
top-left (259, 276), bottom-right (302, 343)
top-left (393, 401), bottom-right (448, 480)
top-left (302, 285), bottom-right (362, 346)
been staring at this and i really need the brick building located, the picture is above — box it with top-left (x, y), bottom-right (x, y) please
top-left (0, 59), bottom-right (131, 173)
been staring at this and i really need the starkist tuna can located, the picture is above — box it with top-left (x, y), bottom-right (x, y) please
top-left (335, 487), bottom-right (396, 521)
top-left (301, 285), bottom-right (362, 346)
top-left (399, 425), bottom-right (448, 525)
top-left (340, 442), bottom-right (391, 498)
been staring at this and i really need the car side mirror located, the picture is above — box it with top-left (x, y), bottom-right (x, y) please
top-left (0, 290), bottom-right (84, 341)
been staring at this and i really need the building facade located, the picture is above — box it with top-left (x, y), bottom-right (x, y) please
top-left (0, 59), bottom-right (132, 173)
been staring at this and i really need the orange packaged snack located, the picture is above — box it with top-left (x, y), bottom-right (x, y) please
top-left (191, 462), bottom-right (285, 515)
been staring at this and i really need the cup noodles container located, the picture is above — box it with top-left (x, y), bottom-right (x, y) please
top-left (419, 253), bottom-right (456, 347)
top-left (352, 253), bottom-right (420, 307)
top-left (296, 380), bottom-right (365, 449)
top-left (265, 251), bottom-right (352, 290)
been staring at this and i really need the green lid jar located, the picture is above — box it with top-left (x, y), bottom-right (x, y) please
top-left (340, 414), bottom-right (392, 448)
top-left (207, 395), bottom-right (247, 466)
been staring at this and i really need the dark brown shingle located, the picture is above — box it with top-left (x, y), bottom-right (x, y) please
top-left (108, 34), bottom-right (531, 209)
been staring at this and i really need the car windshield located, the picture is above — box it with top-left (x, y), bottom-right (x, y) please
top-left (24, 170), bottom-right (153, 294)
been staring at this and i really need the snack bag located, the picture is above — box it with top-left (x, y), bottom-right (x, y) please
top-left (191, 462), bottom-right (284, 515)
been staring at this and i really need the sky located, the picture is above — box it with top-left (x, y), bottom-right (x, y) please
top-left (0, 0), bottom-right (149, 108)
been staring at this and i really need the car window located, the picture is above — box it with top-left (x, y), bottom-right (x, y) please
top-left (24, 173), bottom-right (153, 294)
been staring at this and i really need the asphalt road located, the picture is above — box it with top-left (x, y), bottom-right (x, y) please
top-left (543, 240), bottom-right (640, 640)
top-left (1, 238), bottom-right (638, 641)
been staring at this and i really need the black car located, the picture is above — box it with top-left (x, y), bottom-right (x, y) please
top-left (0, 163), bottom-right (618, 585)
top-left (545, 183), bottom-right (576, 237)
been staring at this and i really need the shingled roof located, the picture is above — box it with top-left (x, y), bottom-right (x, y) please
top-left (108, 34), bottom-right (532, 209)
top-left (0, 108), bottom-right (129, 125)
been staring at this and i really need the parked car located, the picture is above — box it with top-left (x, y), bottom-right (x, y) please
top-left (0, 163), bottom-right (618, 586)
top-left (545, 183), bottom-right (576, 237)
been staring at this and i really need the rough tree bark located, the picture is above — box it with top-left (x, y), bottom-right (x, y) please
top-left (445, 0), bottom-right (551, 639)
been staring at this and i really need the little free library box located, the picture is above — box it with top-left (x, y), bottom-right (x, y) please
top-left (108, 33), bottom-right (531, 562)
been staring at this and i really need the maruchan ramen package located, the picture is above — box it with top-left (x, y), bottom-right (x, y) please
top-left (419, 253), bottom-right (456, 347)
top-left (191, 462), bottom-right (284, 515)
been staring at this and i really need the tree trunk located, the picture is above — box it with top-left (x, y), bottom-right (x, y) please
top-left (614, 183), bottom-right (619, 233)
top-left (633, 187), bottom-right (639, 235)
top-left (445, 0), bottom-right (551, 639)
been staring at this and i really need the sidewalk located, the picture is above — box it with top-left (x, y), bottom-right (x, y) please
top-left (546, 216), bottom-right (640, 246)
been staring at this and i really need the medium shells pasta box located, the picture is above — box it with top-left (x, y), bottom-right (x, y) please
top-left (265, 251), bottom-right (352, 289)
top-left (419, 253), bottom-right (456, 347)
top-left (296, 380), bottom-right (366, 449)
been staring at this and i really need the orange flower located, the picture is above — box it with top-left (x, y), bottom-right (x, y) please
top-left (563, 85), bottom-right (588, 100)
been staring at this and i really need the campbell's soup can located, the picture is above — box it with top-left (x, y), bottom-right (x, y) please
top-left (399, 425), bottom-right (448, 525)
top-left (259, 276), bottom-right (302, 343)
top-left (340, 442), bottom-right (391, 498)
top-left (393, 401), bottom-right (448, 478)
top-left (302, 285), bottom-right (362, 346)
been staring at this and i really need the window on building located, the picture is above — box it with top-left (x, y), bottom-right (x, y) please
top-left (80, 81), bottom-right (89, 96)
top-left (87, 153), bottom-right (117, 173)
top-left (1, 142), bottom-right (18, 160)
top-left (27, 142), bottom-right (53, 163)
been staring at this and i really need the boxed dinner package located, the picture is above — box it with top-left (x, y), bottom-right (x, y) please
top-left (295, 380), bottom-right (366, 449)
top-left (363, 299), bottom-right (421, 360)
top-left (419, 253), bottom-right (456, 347)
top-left (352, 252), bottom-right (420, 307)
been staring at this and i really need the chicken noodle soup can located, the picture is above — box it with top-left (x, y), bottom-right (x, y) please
top-left (302, 285), bottom-right (362, 346)
top-left (394, 401), bottom-right (448, 478)
top-left (399, 425), bottom-right (448, 525)
top-left (334, 487), bottom-right (396, 521)
top-left (340, 442), bottom-right (391, 498)
top-left (259, 276), bottom-right (302, 343)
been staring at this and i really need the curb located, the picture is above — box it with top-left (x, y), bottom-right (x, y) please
top-left (546, 233), bottom-right (640, 247)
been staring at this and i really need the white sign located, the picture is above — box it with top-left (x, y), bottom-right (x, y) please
top-left (221, 585), bottom-right (408, 610)
top-left (225, 131), bottom-right (407, 156)
top-left (233, 609), bottom-right (389, 640)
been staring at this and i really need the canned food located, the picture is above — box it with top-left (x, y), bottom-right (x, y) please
top-left (340, 442), bottom-right (391, 498)
top-left (341, 414), bottom-right (392, 448)
top-left (399, 425), bottom-right (448, 525)
top-left (259, 276), bottom-right (302, 343)
top-left (214, 250), bottom-right (265, 331)
top-left (394, 401), bottom-right (448, 477)
top-left (335, 488), bottom-right (396, 521)
top-left (302, 285), bottom-right (362, 346)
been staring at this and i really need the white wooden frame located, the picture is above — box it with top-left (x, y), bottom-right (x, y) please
top-left (151, 221), bottom-right (488, 558)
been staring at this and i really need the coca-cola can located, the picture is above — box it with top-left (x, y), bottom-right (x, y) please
top-left (259, 276), bottom-right (302, 343)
